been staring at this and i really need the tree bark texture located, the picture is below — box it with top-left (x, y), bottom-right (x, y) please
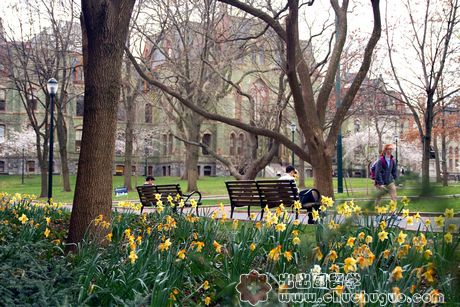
top-left (68, 0), bottom-right (136, 247)
top-left (123, 99), bottom-right (135, 191)
top-left (185, 121), bottom-right (201, 192)
top-left (57, 109), bottom-right (71, 192)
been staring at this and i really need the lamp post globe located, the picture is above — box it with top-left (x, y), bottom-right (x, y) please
top-left (289, 123), bottom-right (296, 167)
top-left (47, 78), bottom-right (58, 204)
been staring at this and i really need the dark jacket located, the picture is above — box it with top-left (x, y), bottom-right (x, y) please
top-left (375, 155), bottom-right (397, 186)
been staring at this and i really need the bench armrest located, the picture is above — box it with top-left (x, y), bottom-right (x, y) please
top-left (183, 190), bottom-right (202, 205)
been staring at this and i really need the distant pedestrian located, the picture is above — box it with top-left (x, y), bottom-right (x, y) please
top-left (375, 144), bottom-right (397, 205)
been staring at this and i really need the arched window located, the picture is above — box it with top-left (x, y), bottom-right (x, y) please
top-left (145, 104), bottom-right (153, 123)
top-left (229, 132), bottom-right (236, 155)
top-left (202, 133), bottom-right (212, 155)
top-left (0, 124), bottom-right (4, 143)
top-left (75, 128), bottom-right (83, 152)
top-left (237, 133), bottom-right (245, 155)
top-left (168, 133), bottom-right (173, 155)
top-left (251, 79), bottom-right (269, 121)
top-left (0, 89), bottom-right (6, 111)
top-left (76, 95), bottom-right (84, 116)
top-left (27, 160), bottom-right (35, 173)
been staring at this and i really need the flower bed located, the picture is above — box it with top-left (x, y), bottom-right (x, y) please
top-left (0, 192), bottom-right (458, 305)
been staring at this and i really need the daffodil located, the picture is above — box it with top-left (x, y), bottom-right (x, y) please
top-left (444, 208), bottom-right (454, 219)
top-left (292, 237), bottom-right (301, 245)
top-left (177, 249), bottom-right (186, 260)
top-left (402, 209), bottom-right (410, 218)
top-left (383, 249), bottom-right (391, 259)
top-left (434, 216), bottom-right (445, 227)
top-left (346, 237), bottom-right (356, 248)
top-left (204, 296), bottom-right (211, 306)
top-left (232, 219), bottom-right (239, 230)
top-left (195, 241), bottom-right (205, 252)
top-left (250, 243), bottom-right (256, 251)
top-left (365, 235), bottom-right (373, 244)
top-left (18, 214), bottom-right (28, 224)
top-left (45, 217), bottom-right (51, 225)
top-left (447, 224), bottom-right (457, 233)
top-left (397, 231), bottom-right (407, 245)
top-left (358, 232), bottom-right (365, 240)
top-left (268, 245), bottom-right (282, 262)
top-left (391, 266), bottom-right (403, 281)
top-left (343, 257), bottom-right (357, 273)
top-left (424, 250), bottom-right (432, 259)
top-left (213, 241), bottom-right (222, 253)
top-left (401, 196), bottom-right (410, 206)
top-left (284, 251), bottom-right (293, 262)
top-left (444, 232), bottom-right (453, 244)
top-left (106, 232), bottom-right (113, 242)
top-left (159, 239), bottom-right (172, 252)
top-left (203, 280), bottom-right (210, 290)
top-left (328, 250), bottom-right (338, 262)
top-left (314, 247), bottom-right (323, 261)
top-left (414, 212), bottom-right (421, 221)
top-left (312, 209), bottom-right (319, 221)
top-left (334, 285), bottom-right (344, 295)
top-left (378, 230), bottom-right (389, 242)
top-left (128, 250), bottom-right (138, 264)
top-left (44, 228), bottom-right (50, 238)
top-left (275, 223), bottom-right (286, 232)
top-left (406, 216), bottom-right (414, 225)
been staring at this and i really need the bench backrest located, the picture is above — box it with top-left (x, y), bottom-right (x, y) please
top-left (225, 180), bottom-right (299, 209)
top-left (226, 181), bottom-right (262, 208)
top-left (257, 180), bottom-right (299, 209)
top-left (136, 184), bottom-right (183, 208)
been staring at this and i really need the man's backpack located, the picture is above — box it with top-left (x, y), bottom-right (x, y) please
top-left (369, 158), bottom-right (382, 180)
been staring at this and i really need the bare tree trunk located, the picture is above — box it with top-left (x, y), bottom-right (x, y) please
top-left (433, 134), bottom-right (441, 183)
top-left (298, 134), bottom-right (306, 188)
top-left (311, 150), bottom-right (334, 197)
top-left (186, 122), bottom-right (200, 192)
top-left (421, 94), bottom-right (434, 190)
top-left (68, 0), bottom-right (135, 248)
top-left (441, 122), bottom-right (448, 186)
top-left (57, 110), bottom-right (71, 192)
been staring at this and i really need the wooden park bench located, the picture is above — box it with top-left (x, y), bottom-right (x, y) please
top-left (136, 184), bottom-right (202, 215)
top-left (225, 180), bottom-right (321, 222)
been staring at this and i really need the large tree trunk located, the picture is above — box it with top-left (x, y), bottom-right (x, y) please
top-left (57, 109), bottom-right (71, 192)
top-left (185, 121), bottom-right (200, 192)
top-left (310, 149), bottom-right (334, 198)
top-left (441, 125), bottom-right (448, 186)
top-left (433, 134), bottom-right (441, 183)
top-left (421, 94), bottom-right (434, 190)
top-left (298, 133), bottom-right (306, 188)
top-left (123, 101), bottom-right (135, 191)
top-left (68, 0), bottom-right (135, 248)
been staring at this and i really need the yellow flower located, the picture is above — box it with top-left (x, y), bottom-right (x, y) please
top-left (124, 228), bottom-right (131, 238)
top-left (292, 237), bottom-right (301, 245)
top-left (177, 249), bottom-right (186, 260)
top-left (106, 232), bottom-right (113, 242)
top-left (18, 214), bottom-right (28, 224)
top-left (401, 196), bottom-right (410, 205)
top-left (213, 241), bottom-right (222, 253)
top-left (383, 249), bottom-right (391, 259)
top-left (284, 251), bottom-right (293, 262)
top-left (343, 257), bottom-right (357, 273)
top-left (424, 250), bottom-right (432, 259)
top-left (346, 237), bottom-right (356, 248)
top-left (445, 208), bottom-right (454, 219)
top-left (312, 209), bottom-right (319, 221)
top-left (249, 243), bottom-right (256, 251)
top-left (255, 222), bottom-right (262, 230)
top-left (136, 236), bottom-right (142, 245)
top-left (44, 228), bottom-right (50, 238)
top-left (389, 200), bottom-right (397, 212)
top-left (378, 230), bottom-right (389, 242)
top-left (275, 223), bottom-right (286, 232)
top-left (358, 232), bottom-right (365, 241)
top-left (203, 280), bottom-right (210, 290)
top-left (190, 199), bottom-right (197, 208)
top-left (402, 209), bottom-right (410, 218)
top-left (379, 220), bottom-right (387, 230)
top-left (365, 235), bottom-right (373, 244)
top-left (425, 218), bottom-right (431, 227)
top-left (330, 264), bottom-right (340, 273)
top-left (232, 219), bottom-right (239, 230)
top-left (293, 219), bottom-right (300, 226)
top-left (444, 232), bottom-right (453, 244)
top-left (195, 241), bottom-right (205, 252)
top-left (159, 239), bottom-right (172, 252)
top-left (413, 212), bottom-right (421, 221)
top-left (429, 289), bottom-right (442, 304)
top-left (321, 196), bottom-right (334, 207)
top-left (250, 213), bottom-right (256, 220)
top-left (204, 296), bottom-right (211, 306)
top-left (328, 220), bottom-right (339, 230)
top-left (334, 285), bottom-right (344, 295)
top-left (448, 224), bottom-right (457, 233)
top-left (293, 200), bottom-right (302, 211)
top-left (155, 193), bottom-right (161, 201)
top-left (52, 239), bottom-right (61, 245)
top-left (391, 266), bottom-right (403, 281)
top-left (328, 250), bottom-right (338, 262)
top-left (410, 284), bottom-right (417, 294)
top-left (423, 268), bottom-right (435, 283)
top-left (434, 216), bottom-right (444, 227)
top-left (355, 292), bottom-right (366, 306)
top-left (45, 217), bottom-right (51, 225)
top-left (128, 251), bottom-right (138, 264)
top-left (392, 287), bottom-right (400, 296)
top-left (406, 216), bottom-right (414, 226)
top-left (268, 245), bottom-right (282, 262)
top-left (314, 247), bottom-right (323, 261)
top-left (397, 231), bottom-right (407, 245)
top-left (292, 230), bottom-right (299, 237)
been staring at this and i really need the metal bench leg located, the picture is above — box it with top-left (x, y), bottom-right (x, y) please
top-left (248, 206), bottom-right (250, 218)
top-left (196, 206), bottom-right (199, 216)
top-left (230, 205), bottom-right (234, 219)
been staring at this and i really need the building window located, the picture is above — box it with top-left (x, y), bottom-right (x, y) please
top-left (0, 161), bottom-right (5, 173)
top-left (27, 160), bottom-right (35, 173)
top-left (145, 104), bottom-right (152, 123)
top-left (168, 133), bottom-right (173, 155)
top-left (115, 165), bottom-right (124, 176)
top-left (76, 96), bottom-right (84, 116)
top-left (251, 79), bottom-right (269, 121)
top-left (131, 165), bottom-right (136, 175)
top-left (162, 134), bottom-right (168, 156)
top-left (204, 165), bottom-right (212, 176)
top-left (229, 132), bottom-right (236, 155)
top-left (202, 133), bottom-right (212, 155)
top-left (0, 124), bottom-right (4, 143)
top-left (27, 89), bottom-right (38, 111)
top-left (75, 128), bottom-right (82, 152)
top-left (237, 133), bottom-right (245, 155)
top-left (0, 89), bottom-right (5, 111)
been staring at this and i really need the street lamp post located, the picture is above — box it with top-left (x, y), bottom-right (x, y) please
top-left (335, 14), bottom-right (343, 194)
top-left (290, 123), bottom-right (296, 167)
top-left (47, 78), bottom-right (58, 204)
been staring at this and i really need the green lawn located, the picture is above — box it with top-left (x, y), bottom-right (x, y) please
top-left (1, 174), bottom-right (458, 212)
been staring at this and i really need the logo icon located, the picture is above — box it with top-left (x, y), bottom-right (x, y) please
top-left (236, 270), bottom-right (272, 305)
